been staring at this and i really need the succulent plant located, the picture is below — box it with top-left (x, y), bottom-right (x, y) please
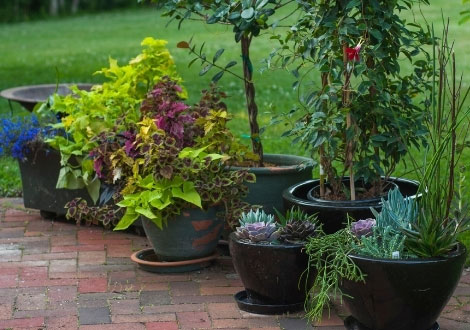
top-left (278, 220), bottom-right (318, 244)
top-left (239, 209), bottom-right (274, 227)
top-left (235, 221), bottom-right (279, 243)
top-left (235, 210), bottom-right (278, 243)
top-left (275, 207), bottom-right (319, 243)
top-left (351, 219), bottom-right (376, 238)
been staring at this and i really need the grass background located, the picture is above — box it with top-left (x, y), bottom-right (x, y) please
top-left (1, 1), bottom-right (469, 257)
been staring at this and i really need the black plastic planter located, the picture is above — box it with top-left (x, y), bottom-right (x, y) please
top-left (282, 177), bottom-right (419, 234)
top-left (229, 233), bottom-right (313, 314)
top-left (18, 148), bottom-right (92, 217)
top-left (340, 244), bottom-right (467, 330)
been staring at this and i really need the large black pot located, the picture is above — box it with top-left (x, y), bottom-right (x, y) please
top-left (340, 244), bottom-right (467, 330)
top-left (18, 148), bottom-right (92, 216)
top-left (229, 233), bottom-right (313, 314)
top-left (282, 177), bottom-right (419, 234)
top-left (229, 154), bottom-right (313, 214)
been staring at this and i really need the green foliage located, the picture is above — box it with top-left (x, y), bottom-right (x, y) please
top-left (353, 226), bottom-right (412, 259)
top-left (274, 206), bottom-right (317, 227)
top-left (149, 0), bottom-right (302, 163)
top-left (460, 0), bottom-right (470, 24)
top-left (45, 37), bottom-right (180, 202)
top-left (401, 24), bottom-right (470, 257)
top-left (304, 229), bottom-right (365, 322)
top-left (275, 0), bottom-right (432, 196)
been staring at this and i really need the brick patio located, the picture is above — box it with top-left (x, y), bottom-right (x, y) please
top-left (0, 198), bottom-right (469, 330)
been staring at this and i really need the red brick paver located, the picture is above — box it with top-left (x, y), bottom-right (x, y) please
top-left (0, 198), bottom-right (469, 329)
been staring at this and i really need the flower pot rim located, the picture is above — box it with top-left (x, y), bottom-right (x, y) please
top-left (228, 232), bottom-right (306, 249)
top-left (227, 153), bottom-right (313, 175)
top-left (348, 242), bottom-right (467, 264)
top-left (306, 177), bottom-right (399, 204)
top-left (283, 176), bottom-right (420, 210)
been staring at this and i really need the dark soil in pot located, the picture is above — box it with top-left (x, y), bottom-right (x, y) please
top-left (283, 177), bottom-right (419, 234)
top-left (340, 244), bottom-right (467, 330)
top-left (228, 233), bottom-right (313, 313)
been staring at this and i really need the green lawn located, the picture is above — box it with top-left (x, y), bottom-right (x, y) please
top-left (1, 2), bottom-right (469, 187)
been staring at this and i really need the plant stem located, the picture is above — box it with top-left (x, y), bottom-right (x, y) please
top-left (319, 72), bottom-right (329, 198)
top-left (241, 34), bottom-right (264, 166)
top-left (342, 43), bottom-right (355, 200)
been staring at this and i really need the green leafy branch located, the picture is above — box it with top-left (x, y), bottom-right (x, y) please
top-left (177, 40), bottom-right (244, 84)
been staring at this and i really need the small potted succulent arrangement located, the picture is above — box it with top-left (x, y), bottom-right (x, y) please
top-left (146, 0), bottom-right (313, 214)
top-left (280, 0), bottom-right (431, 232)
top-left (85, 76), bottom-right (256, 271)
top-left (303, 26), bottom-right (470, 330)
top-left (229, 208), bottom-right (319, 314)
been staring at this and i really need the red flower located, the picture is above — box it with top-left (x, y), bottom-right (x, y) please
top-left (346, 44), bottom-right (361, 62)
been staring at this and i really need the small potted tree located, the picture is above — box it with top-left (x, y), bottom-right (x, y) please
top-left (281, 0), bottom-right (431, 232)
top-left (303, 25), bottom-right (469, 330)
top-left (229, 208), bottom-right (319, 314)
top-left (146, 0), bottom-right (313, 214)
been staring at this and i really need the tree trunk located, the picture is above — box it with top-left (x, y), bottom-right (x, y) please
top-left (71, 0), bottom-right (80, 14)
top-left (49, 0), bottom-right (59, 16)
top-left (240, 34), bottom-right (264, 167)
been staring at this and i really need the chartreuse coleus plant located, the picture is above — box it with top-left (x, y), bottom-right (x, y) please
top-left (146, 0), bottom-right (306, 166)
top-left (274, 0), bottom-right (432, 200)
top-left (45, 37), bottom-right (181, 203)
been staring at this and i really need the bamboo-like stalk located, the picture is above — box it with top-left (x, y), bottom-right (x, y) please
top-left (319, 72), bottom-right (329, 198)
top-left (342, 43), bottom-right (355, 201)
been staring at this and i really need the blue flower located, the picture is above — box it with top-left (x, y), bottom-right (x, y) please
top-left (0, 115), bottom-right (56, 160)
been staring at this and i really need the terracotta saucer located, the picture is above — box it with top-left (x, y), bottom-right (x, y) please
top-left (130, 248), bottom-right (218, 273)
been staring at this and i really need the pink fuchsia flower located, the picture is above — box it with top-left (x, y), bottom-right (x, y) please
top-left (346, 43), bottom-right (361, 62)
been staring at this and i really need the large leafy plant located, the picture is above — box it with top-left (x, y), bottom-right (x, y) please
top-left (276, 0), bottom-right (432, 199)
top-left (304, 24), bottom-right (470, 321)
top-left (90, 78), bottom-right (256, 230)
top-left (45, 38), bottom-right (181, 203)
top-left (147, 0), bottom-right (304, 166)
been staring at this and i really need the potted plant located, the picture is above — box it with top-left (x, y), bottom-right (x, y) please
top-left (145, 0), bottom-right (313, 214)
top-left (1, 37), bottom-right (180, 220)
top-left (44, 37), bottom-right (182, 205)
top-left (0, 115), bottom-right (94, 218)
top-left (281, 1), bottom-right (432, 232)
top-left (303, 26), bottom-right (470, 330)
top-left (95, 77), bottom-right (256, 270)
top-left (229, 208), bottom-right (319, 314)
